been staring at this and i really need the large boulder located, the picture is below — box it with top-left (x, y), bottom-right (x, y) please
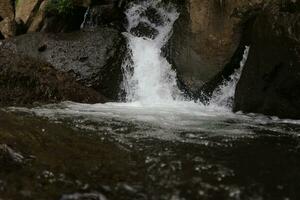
top-left (233, 1), bottom-right (300, 119)
top-left (15, 0), bottom-right (123, 33)
top-left (15, 0), bottom-right (42, 26)
top-left (27, 0), bottom-right (49, 33)
top-left (169, 0), bottom-right (265, 93)
top-left (1, 27), bottom-right (125, 100)
top-left (0, 0), bottom-right (15, 38)
top-left (0, 48), bottom-right (108, 106)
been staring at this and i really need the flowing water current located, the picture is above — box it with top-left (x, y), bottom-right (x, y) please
top-left (1, 1), bottom-right (300, 200)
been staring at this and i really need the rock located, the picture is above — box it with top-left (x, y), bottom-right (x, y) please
top-left (27, 0), bottom-right (49, 33)
top-left (169, 0), bottom-right (265, 93)
top-left (1, 27), bottom-right (125, 100)
top-left (73, 0), bottom-right (92, 7)
top-left (80, 2), bottom-right (123, 29)
top-left (233, 1), bottom-right (300, 119)
top-left (0, 48), bottom-right (108, 106)
top-left (0, 144), bottom-right (24, 165)
top-left (130, 22), bottom-right (159, 39)
top-left (41, 5), bottom-right (87, 33)
top-left (143, 6), bottom-right (164, 26)
top-left (15, 0), bottom-right (42, 26)
top-left (0, 0), bottom-right (16, 38)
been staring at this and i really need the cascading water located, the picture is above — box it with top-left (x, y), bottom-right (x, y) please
top-left (121, 1), bottom-right (184, 104)
top-left (120, 1), bottom-right (249, 109)
top-left (209, 46), bottom-right (250, 108)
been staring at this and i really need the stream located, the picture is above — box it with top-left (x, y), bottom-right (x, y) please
top-left (1, 1), bottom-right (300, 200)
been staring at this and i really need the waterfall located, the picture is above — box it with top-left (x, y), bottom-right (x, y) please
top-left (121, 0), bottom-right (249, 109)
top-left (80, 7), bottom-right (91, 29)
top-left (209, 46), bottom-right (250, 108)
top-left (121, 1), bottom-right (184, 104)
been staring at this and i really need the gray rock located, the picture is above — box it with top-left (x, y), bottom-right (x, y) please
top-left (0, 48), bottom-right (108, 106)
top-left (2, 27), bottom-right (125, 100)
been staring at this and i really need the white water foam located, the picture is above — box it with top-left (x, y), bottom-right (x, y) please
top-left (121, 1), bottom-right (183, 103)
top-left (209, 46), bottom-right (250, 108)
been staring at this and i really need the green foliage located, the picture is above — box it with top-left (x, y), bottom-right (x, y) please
top-left (15, 0), bottom-right (19, 6)
top-left (46, 0), bottom-right (74, 16)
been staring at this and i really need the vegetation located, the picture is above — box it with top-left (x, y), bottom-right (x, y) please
top-left (46, 0), bottom-right (75, 16)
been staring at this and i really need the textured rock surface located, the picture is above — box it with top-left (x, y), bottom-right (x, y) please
top-left (234, 1), bottom-right (300, 119)
top-left (169, 0), bottom-right (264, 92)
top-left (27, 0), bottom-right (49, 32)
top-left (0, 0), bottom-right (15, 38)
top-left (1, 27), bottom-right (125, 100)
top-left (16, 0), bottom-right (42, 26)
top-left (0, 48), bottom-right (108, 106)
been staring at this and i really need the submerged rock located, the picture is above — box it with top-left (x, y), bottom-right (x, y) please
top-left (0, 144), bottom-right (24, 165)
top-left (234, 1), bottom-right (300, 119)
top-left (0, 48), bottom-right (108, 106)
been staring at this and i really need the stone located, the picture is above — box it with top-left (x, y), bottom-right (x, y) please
top-left (233, 1), bottom-right (300, 119)
top-left (0, 0), bottom-right (16, 38)
top-left (130, 22), bottom-right (159, 39)
top-left (169, 0), bottom-right (265, 93)
top-left (0, 144), bottom-right (24, 165)
top-left (16, 0), bottom-right (42, 26)
top-left (0, 48), bottom-right (108, 106)
top-left (1, 27), bottom-right (125, 100)
top-left (27, 0), bottom-right (49, 33)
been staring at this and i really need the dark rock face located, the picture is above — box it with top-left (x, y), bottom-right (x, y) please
top-left (80, 3), bottom-right (123, 29)
top-left (234, 2), bottom-right (300, 119)
top-left (130, 22), bottom-right (159, 39)
top-left (41, 6), bottom-right (88, 33)
top-left (1, 27), bottom-right (125, 100)
top-left (0, 48), bottom-right (108, 106)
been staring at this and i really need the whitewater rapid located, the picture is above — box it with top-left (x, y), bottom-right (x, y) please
top-left (121, 1), bottom-right (183, 103)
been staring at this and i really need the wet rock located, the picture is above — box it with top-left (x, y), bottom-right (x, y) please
top-left (0, 144), bottom-right (24, 165)
top-left (168, 0), bottom-right (265, 93)
top-left (143, 6), bottom-right (164, 26)
top-left (0, 48), bottom-right (108, 106)
top-left (233, 1), bottom-right (300, 119)
top-left (61, 192), bottom-right (107, 200)
top-left (130, 22), bottom-right (159, 39)
top-left (41, 5), bottom-right (88, 33)
top-left (1, 27), bottom-right (125, 100)
top-left (80, 3), bottom-right (123, 29)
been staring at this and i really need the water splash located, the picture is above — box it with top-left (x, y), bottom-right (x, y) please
top-left (80, 7), bottom-right (91, 29)
top-left (209, 46), bottom-right (250, 109)
top-left (121, 1), bottom-right (183, 104)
